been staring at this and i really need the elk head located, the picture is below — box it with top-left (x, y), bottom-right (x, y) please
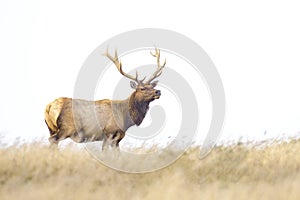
top-left (103, 48), bottom-right (166, 103)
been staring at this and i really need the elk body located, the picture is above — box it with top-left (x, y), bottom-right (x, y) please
top-left (44, 48), bottom-right (166, 151)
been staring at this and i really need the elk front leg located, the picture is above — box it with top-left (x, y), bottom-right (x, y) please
top-left (102, 135), bottom-right (110, 152)
top-left (111, 131), bottom-right (125, 151)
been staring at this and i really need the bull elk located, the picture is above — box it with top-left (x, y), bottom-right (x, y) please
top-left (44, 48), bottom-right (166, 151)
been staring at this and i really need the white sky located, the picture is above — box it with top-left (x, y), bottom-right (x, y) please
top-left (1, 0), bottom-right (300, 145)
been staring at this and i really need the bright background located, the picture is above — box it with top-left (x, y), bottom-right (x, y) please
top-left (0, 0), bottom-right (300, 146)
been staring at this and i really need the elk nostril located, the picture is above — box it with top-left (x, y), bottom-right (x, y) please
top-left (156, 90), bottom-right (161, 95)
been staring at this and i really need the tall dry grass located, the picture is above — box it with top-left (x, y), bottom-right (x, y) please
top-left (0, 139), bottom-right (300, 200)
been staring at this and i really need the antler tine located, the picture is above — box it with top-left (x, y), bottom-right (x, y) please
top-left (146, 48), bottom-right (166, 84)
top-left (135, 71), bottom-right (146, 83)
top-left (103, 48), bottom-right (142, 83)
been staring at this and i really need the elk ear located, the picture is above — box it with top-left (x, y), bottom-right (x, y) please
top-left (130, 81), bottom-right (137, 89)
top-left (151, 80), bottom-right (159, 88)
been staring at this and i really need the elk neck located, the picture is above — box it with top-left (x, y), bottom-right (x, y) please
top-left (128, 91), bottom-right (150, 126)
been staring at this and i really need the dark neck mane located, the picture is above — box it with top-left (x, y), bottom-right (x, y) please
top-left (129, 92), bottom-right (150, 126)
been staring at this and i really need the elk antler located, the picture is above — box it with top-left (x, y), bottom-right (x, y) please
top-left (103, 49), bottom-right (146, 84)
top-left (146, 48), bottom-right (166, 84)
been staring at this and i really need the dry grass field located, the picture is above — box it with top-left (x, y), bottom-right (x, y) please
top-left (0, 139), bottom-right (300, 200)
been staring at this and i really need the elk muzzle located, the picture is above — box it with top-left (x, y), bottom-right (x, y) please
top-left (154, 90), bottom-right (161, 99)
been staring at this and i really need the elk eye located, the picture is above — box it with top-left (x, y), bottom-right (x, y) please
top-left (140, 88), bottom-right (146, 91)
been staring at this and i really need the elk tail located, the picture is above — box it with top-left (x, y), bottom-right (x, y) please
top-left (44, 103), bottom-right (58, 135)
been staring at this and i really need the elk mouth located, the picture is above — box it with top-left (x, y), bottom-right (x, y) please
top-left (154, 95), bottom-right (160, 99)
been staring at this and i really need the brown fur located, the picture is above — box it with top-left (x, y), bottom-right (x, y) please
top-left (129, 92), bottom-right (150, 126)
top-left (44, 84), bottom-right (160, 151)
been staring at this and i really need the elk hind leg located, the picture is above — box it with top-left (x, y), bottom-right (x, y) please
top-left (49, 133), bottom-right (59, 145)
top-left (48, 128), bottom-right (72, 147)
